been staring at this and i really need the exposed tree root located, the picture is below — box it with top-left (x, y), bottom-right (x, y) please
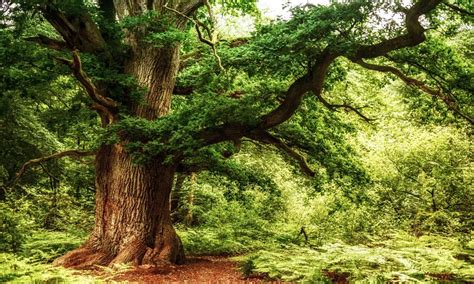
top-left (53, 247), bottom-right (112, 268)
top-left (53, 234), bottom-right (185, 269)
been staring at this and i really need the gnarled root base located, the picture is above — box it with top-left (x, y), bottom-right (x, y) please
top-left (53, 237), bottom-right (185, 268)
top-left (62, 145), bottom-right (186, 269)
top-left (53, 247), bottom-right (112, 268)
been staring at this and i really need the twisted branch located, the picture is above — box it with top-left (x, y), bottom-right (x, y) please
top-left (354, 59), bottom-right (473, 124)
top-left (248, 131), bottom-right (316, 177)
top-left (55, 50), bottom-right (118, 124)
top-left (25, 35), bottom-right (69, 51)
top-left (315, 93), bottom-right (374, 123)
top-left (8, 150), bottom-right (96, 189)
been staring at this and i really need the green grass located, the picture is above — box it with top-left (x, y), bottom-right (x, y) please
top-left (236, 231), bottom-right (474, 283)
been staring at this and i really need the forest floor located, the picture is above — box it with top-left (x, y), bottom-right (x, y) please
top-left (102, 256), bottom-right (272, 283)
top-left (2, 230), bottom-right (472, 283)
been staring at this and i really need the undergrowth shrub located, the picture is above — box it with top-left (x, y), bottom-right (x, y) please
top-left (20, 231), bottom-right (85, 262)
top-left (0, 252), bottom-right (95, 283)
top-left (0, 204), bottom-right (29, 252)
top-left (413, 210), bottom-right (462, 236)
top-left (0, 230), bottom-right (89, 283)
top-left (238, 232), bottom-right (474, 282)
top-left (179, 226), bottom-right (271, 255)
top-left (5, 186), bottom-right (94, 235)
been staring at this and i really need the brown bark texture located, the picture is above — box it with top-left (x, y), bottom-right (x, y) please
top-left (54, 144), bottom-right (185, 267)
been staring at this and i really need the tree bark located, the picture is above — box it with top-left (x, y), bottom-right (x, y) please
top-left (184, 172), bottom-right (196, 227)
top-left (54, 145), bottom-right (185, 267)
top-left (54, 42), bottom-right (183, 267)
top-left (126, 44), bottom-right (180, 119)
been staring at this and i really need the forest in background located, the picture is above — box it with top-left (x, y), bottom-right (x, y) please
top-left (0, 0), bottom-right (473, 282)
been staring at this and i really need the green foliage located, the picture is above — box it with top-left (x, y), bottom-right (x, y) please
top-left (0, 204), bottom-right (29, 252)
top-left (413, 210), bottom-right (462, 235)
top-left (20, 231), bottom-right (85, 263)
top-left (0, 253), bottom-right (96, 283)
top-left (275, 95), bottom-right (367, 184)
top-left (145, 27), bottom-right (187, 48)
top-left (213, 0), bottom-right (258, 15)
top-left (1, 184), bottom-right (94, 241)
top-left (121, 12), bottom-right (187, 47)
top-left (362, 120), bottom-right (473, 234)
top-left (228, 1), bottom-right (376, 77)
top-left (240, 232), bottom-right (474, 282)
top-left (106, 91), bottom-right (273, 163)
top-left (179, 226), bottom-right (268, 255)
top-left (0, 230), bottom-right (92, 283)
top-left (388, 32), bottom-right (474, 124)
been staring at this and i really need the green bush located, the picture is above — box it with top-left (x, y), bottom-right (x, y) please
top-left (179, 226), bottom-right (270, 255)
top-left (0, 204), bottom-right (29, 252)
top-left (240, 232), bottom-right (474, 282)
top-left (21, 231), bottom-right (85, 263)
top-left (0, 231), bottom-right (89, 283)
top-left (413, 210), bottom-right (461, 236)
top-left (0, 253), bottom-right (95, 283)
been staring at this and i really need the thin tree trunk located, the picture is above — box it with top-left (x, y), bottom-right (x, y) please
top-left (184, 172), bottom-right (196, 227)
top-left (170, 173), bottom-right (186, 223)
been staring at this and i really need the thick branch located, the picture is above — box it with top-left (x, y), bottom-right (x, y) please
top-left (25, 35), bottom-right (69, 51)
top-left (173, 85), bottom-right (194, 95)
top-left (355, 59), bottom-right (474, 124)
top-left (41, 4), bottom-right (107, 53)
top-left (248, 131), bottom-right (315, 177)
top-left (352, 0), bottom-right (442, 59)
top-left (260, 51), bottom-right (336, 129)
top-left (56, 50), bottom-right (118, 124)
top-left (8, 150), bottom-right (95, 189)
top-left (90, 103), bottom-right (114, 126)
top-left (194, 51), bottom-right (335, 150)
top-left (191, 0), bottom-right (445, 155)
top-left (176, 162), bottom-right (207, 173)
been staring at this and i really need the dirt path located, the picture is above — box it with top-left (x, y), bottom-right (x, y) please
top-left (111, 256), bottom-right (273, 283)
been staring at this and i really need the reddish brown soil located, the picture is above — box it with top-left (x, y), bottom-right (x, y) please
top-left (110, 256), bottom-right (278, 283)
top-left (426, 272), bottom-right (456, 281)
top-left (322, 270), bottom-right (350, 284)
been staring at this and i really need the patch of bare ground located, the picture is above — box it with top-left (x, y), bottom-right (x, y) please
top-left (107, 256), bottom-right (282, 283)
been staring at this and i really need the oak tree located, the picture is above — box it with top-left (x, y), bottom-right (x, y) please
top-left (2, 0), bottom-right (472, 267)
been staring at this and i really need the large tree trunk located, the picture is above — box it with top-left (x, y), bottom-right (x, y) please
top-left (54, 145), bottom-right (184, 267)
top-left (54, 43), bottom-right (184, 267)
